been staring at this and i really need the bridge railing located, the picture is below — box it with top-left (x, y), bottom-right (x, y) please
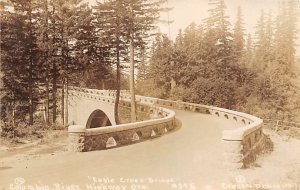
top-left (132, 95), bottom-right (261, 140)
top-left (68, 87), bottom-right (271, 169)
top-left (132, 94), bottom-right (268, 169)
top-left (68, 88), bottom-right (176, 152)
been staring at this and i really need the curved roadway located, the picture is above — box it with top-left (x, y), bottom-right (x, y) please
top-left (0, 110), bottom-right (240, 190)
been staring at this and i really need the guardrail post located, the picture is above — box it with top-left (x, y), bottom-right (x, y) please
top-left (68, 125), bottom-right (86, 152)
top-left (223, 140), bottom-right (244, 170)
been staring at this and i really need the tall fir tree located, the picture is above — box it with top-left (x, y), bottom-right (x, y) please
top-left (206, 0), bottom-right (234, 77)
top-left (124, 0), bottom-right (166, 122)
top-left (94, 0), bottom-right (129, 124)
top-left (232, 6), bottom-right (245, 62)
top-left (142, 33), bottom-right (173, 98)
top-left (35, 0), bottom-right (51, 125)
top-left (243, 33), bottom-right (254, 67)
top-left (44, 0), bottom-right (91, 124)
top-left (1, 0), bottom-right (40, 126)
top-left (274, 0), bottom-right (298, 70)
top-left (253, 9), bottom-right (271, 70)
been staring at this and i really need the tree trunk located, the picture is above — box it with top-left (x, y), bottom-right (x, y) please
top-left (65, 77), bottom-right (68, 125)
top-left (29, 61), bottom-right (33, 125)
top-left (51, 1), bottom-right (57, 124)
top-left (65, 39), bottom-right (70, 125)
top-left (129, 37), bottom-right (137, 122)
top-left (12, 98), bottom-right (15, 131)
top-left (171, 78), bottom-right (176, 90)
top-left (12, 105), bottom-right (15, 139)
top-left (44, 0), bottom-right (50, 126)
top-left (61, 77), bottom-right (65, 125)
top-left (52, 64), bottom-right (57, 124)
top-left (170, 60), bottom-right (176, 90)
top-left (46, 75), bottom-right (50, 125)
top-left (28, 0), bottom-right (34, 125)
top-left (140, 47), bottom-right (145, 80)
top-left (102, 80), bottom-right (105, 90)
top-left (114, 42), bottom-right (121, 125)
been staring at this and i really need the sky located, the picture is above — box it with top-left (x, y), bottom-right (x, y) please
top-left (158, 0), bottom-right (300, 56)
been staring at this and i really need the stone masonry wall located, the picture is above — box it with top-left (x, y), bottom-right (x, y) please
top-left (241, 129), bottom-right (273, 168)
top-left (223, 127), bottom-right (273, 169)
top-left (68, 100), bottom-right (175, 152)
top-left (83, 120), bottom-right (175, 151)
top-left (147, 97), bottom-right (272, 169)
top-left (118, 100), bottom-right (155, 124)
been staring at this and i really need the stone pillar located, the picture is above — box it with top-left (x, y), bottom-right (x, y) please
top-left (68, 125), bottom-right (86, 152)
top-left (223, 140), bottom-right (244, 170)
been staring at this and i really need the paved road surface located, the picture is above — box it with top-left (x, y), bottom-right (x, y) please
top-left (0, 110), bottom-right (240, 190)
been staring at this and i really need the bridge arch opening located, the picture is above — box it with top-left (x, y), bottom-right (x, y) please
top-left (86, 109), bottom-right (112, 129)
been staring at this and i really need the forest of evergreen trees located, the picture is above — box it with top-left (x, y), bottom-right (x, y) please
top-left (0, 0), bottom-right (163, 137)
top-left (1, 0), bottom-right (300, 138)
top-left (137, 0), bottom-right (300, 122)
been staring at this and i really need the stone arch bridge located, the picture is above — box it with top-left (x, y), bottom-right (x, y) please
top-left (0, 86), bottom-right (273, 189)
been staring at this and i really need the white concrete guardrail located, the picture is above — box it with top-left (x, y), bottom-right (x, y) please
top-left (68, 87), bottom-right (176, 152)
top-left (68, 87), bottom-right (271, 169)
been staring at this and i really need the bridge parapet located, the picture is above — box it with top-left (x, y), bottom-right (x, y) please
top-left (132, 94), bottom-right (271, 169)
top-left (68, 88), bottom-right (272, 169)
top-left (68, 88), bottom-right (176, 152)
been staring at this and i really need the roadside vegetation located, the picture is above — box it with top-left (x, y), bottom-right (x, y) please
top-left (1, 0), bottom-right (299, 141)
top-left (137, 0), bottom-right (300, 125)
top-left (0, 0), bottom-right (166, 140)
